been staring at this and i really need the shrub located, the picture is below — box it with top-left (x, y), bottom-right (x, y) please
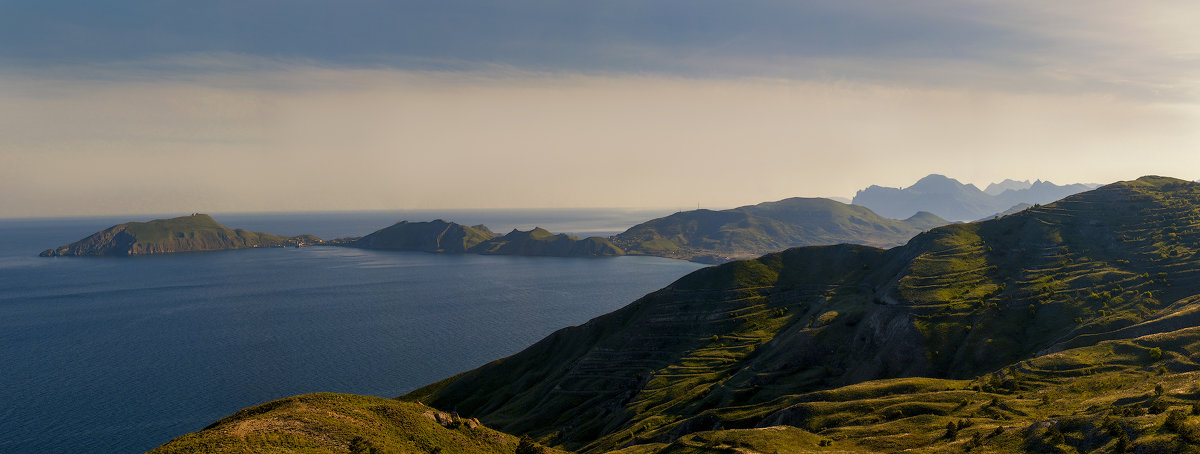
top-left (1148, 399), bottom-right (1169, 414)
top-left (1149, 347), bottom-right (1164, 361)
top-left (516, 436), bottom-right (546, 454)
top-left (1165, 409), bottom-right (1187, 433)
top-left (944, 421), bottom-right (958, 439)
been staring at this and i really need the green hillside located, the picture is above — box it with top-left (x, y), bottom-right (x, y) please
top-left (408, 176), bottom-right (1200, 453)
top-left (473, 227), bottom-right (625, 257)
top-left (611, 197), bottom-right (948, 263)
top-left (352, 219), bottom-right (497, 253)
top-left (39, 214), bottom-right (320, 256)
top-left (151, 393), bottom-right (562, 454)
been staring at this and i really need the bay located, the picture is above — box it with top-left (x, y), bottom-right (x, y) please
top-left (0, 210), bottom-right (703, 453)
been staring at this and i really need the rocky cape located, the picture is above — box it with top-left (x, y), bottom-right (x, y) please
top-left (39, 214), bottom-right (320, 257)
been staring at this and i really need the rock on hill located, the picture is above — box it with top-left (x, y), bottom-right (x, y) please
top-left (39, 214), bottom-right (320, 256)
top-left (853, 174), bottom-right (1097, 221)
top-left (611, 197), bottom-right (948, 263)
top-left (351, 220), bottom-right (624, 258)
top-left (407, 176), bottom-right (1200, 453)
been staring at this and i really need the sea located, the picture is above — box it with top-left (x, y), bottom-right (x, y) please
top-left (0, 209), bottom-right (705, 453)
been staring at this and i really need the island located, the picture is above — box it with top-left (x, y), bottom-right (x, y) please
top-left (343, 219), bottom-right (624, 258)
top-left (39, 214), bottom-right (321, 257)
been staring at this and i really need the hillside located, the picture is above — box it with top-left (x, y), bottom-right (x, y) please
top-left (351, 219), bottom-right (497, 253)
top-left (150, 393), bottom-right (562, 454)
top-left (611, 197), bottom-right (948, 263)
top-left (407, 176), bottom-right (1200, 452)
top-left (39, 214), bottom-right (320, 256)
top-left (350, 220), bottom-right (624, 258)
top-left (852, 174), bottom-right (1097, 221)
top-left (473, 227), bottom-right (624, 257)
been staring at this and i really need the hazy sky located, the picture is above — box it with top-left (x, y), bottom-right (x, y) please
top-left (2, 1), bottom-right (1198, 218)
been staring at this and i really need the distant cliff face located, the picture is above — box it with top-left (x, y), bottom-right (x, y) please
top-left (410, 176), bottom-right (1200, 452)
top-left (611, 197), bottom-right (948, 263)
top-left (352, 221), bottom-right (624, 257)
top-left (39, 214), bottom-right (320, 257)
top-left (853, 174), bottom-right (1097, 221)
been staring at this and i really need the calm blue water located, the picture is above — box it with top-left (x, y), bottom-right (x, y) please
top-left (0, 210), bottom-right (702, 453)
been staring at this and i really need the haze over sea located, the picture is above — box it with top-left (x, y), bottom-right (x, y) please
top-left (0, 209), bottom-right (704, 454)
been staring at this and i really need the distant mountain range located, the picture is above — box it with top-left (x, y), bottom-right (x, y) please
top-left (853, 174), bottom-right (1099, 221)
top-left (41, 174), bottom-right (1102, 264)
top-left (611, 197), bottom-right (949, 263)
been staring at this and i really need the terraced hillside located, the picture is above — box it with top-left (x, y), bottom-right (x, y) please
top-left (611, 197), bottom-right (948, 263)
top-left (409, 176), bottom-right (1200, 452)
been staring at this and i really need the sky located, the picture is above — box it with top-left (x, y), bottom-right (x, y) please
top-left (2, 1), bottom-right (1198, 218)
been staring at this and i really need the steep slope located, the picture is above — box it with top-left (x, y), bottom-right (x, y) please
top-left (611, 197), bottom-right (948, 263)
top-left (151, 393), bottom-right (561, 454)
top-left (351, 220), bottom-right (497, 253)
top-left (411, 176), bottom-right (1200, 452)
top-left (39, 214), bottom-right (320, 256)
top-left (472, 227), bottom-right (625, 257)
top-left (852, 174), bottom-right (1097, 221)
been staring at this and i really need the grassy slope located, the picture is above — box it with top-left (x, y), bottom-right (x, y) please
top-left (151, 393), bottom-right (563, 454)
top-left (610, 197), bottom-right (948, 262)
top-left (411, 176), bottom-right (1200, 452)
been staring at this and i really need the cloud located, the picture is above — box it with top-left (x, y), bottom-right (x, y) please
top-left (1, 2), bottom-right (1196, 100)
top-left (1, 62), bottom-right (1197, 218)
top-left (1, 2), bottom-right (1197, 217)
